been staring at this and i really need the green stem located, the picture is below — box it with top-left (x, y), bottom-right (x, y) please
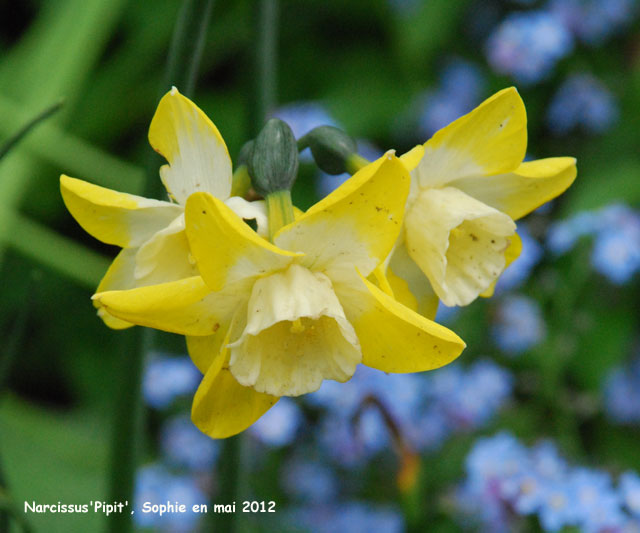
top-left (0, 272), bottom-right (34, 395)
top-left (346, 153), bottom-right (369, 175)
top-left (0, 100), bottom-right (64, 161)
top-left (209, 434), bottom-right (244, 533)
top-left (163, 0), bottom-right (215, 98)
top-left (265, 190), bottom-right (294, 241)
top-left (106, 2), bottom-right (217, 531)
top-left (231, 165), bottom-right (251, 197)
top-left (254, 0), bottom-right (279, 131)
top-left (106, 327), bottom-right (150, 533)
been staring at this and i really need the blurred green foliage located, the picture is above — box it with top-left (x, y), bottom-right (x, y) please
top-left (1, 0), bottom-right (639, 531)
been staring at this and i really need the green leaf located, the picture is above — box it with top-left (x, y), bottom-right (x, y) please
top-left (0, 396), bottom-right (109, 533)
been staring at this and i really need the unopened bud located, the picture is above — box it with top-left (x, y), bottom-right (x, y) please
top-left (299, 126), bottom-right (358, 175)
top-left (248, 119), bottom-right (299, 196)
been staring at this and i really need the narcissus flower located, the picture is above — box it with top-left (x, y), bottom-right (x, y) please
top-left (390, 87), bottom-right (577, 310)
top-left (94, 153), bottom-right (466, 438)
top-left (60, 88), bottom-right (266, 329)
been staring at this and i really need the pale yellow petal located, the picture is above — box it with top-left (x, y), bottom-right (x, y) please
top-left (414, 87), bottom-right (526, 189)
top-left (224, 197), bottom-right (269, 237)
top-left (60, 175), bottom-right (182, 247)
top-left (335, 274), bottom-right (465, 373)
top-left (274, 152), bottom-right (410, 284)
top-left (404, 187), bottom-right (516, 307)
top-left (387, 241), bottom-right (439, 319)
top-left (185, 192), bottom-right (300, 291)
top-left (93, 275), bottom-right (250, 336)
top-left (149, 87), bottom-right (232, 203)
top-left (228, 264), bottom-right (361, 397)
top-left (450, 157), bottom-right (577, 221)
top-left (480, 231), bottom-right (522, 298)
top-left (134, 215), bottom-right (198, 285)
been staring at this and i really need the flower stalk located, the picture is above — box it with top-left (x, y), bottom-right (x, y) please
top-left (346, 153), bottom-right (370, 175)
top-left (266, 189), bottom-right (295, 240)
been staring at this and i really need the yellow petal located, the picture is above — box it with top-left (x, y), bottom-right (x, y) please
top-left (191, 324), bottom-right (278, 439)
top-left (97, 308), bottom-right (133, 330)
top-left (94, 248), bottom-right (138, 329)
top-left (228, 264), bottom-right (361, 397)
top-left (480, 231), bottom-right (523, 298)
top-left (60, 175), bottom-right (182, 247)
top-left (414, 87), bottom-right (527, 189)
top-left (187, 309), bottom-right (248, 374)
top-left (404, 187), bottom-right (516, 307)
top-left (387, 241), bottom-right (439, 319)
top-left (185, 192), bottom-right (300, 291)
top-left (450, 157), bottom-right (577, 221)
top-left (399, 144), bottom-right (425, 171)
top-left (149, 87), bottom-right (232, 203)
top-left (192, 367), bottom-right (278, 439)
top-left (370, 264), bottom-right (395, 298)
top-left (274, 152), bottom-right (410, 284)
top-left (186, 332), bottom-right (228, 374)
top-left (335, 273), bottom-right (465, 373)
top-left (93, 275), bottom-right (250, 336)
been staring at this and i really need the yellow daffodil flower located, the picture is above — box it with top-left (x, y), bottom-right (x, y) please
top-left (391, 87), bottom-right (577, 311)
top-left (60, 88), bottom-right (267, 329)
top-left (93, 152), bottom-right (466, 438)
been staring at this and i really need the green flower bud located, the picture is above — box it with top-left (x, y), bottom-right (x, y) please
top-left (248, 119), bottom-right (299, 196)
top-left (299, 126), bottom-right (358, 175)
top-left (237, 140), bottom-right (254, 168)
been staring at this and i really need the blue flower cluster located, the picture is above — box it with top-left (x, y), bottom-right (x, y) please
top-left (160, 414), bottom-right (219, 471)
top-left (486, 11), bottom-right (573, 85)
top-left (286, 502), bottom-right (405, 533)
top-left (485, 0), bottom-right (638, 85)
top-left (603, 355), bottom-right (640, 425)
top-left (491, 295), bottom-right (546, 355)
top-left (548, 0), bottom-right (637, 45)
top-left (547, 73), bottom-right (618, 135)
top-left (417, 58), bottom-right (486, 137)
top-left (271, 101), bottom-right (339, 140)
top-left (282, 456), bottom-right (339, 504)
top-left (248, 396), bottom-right (303, 447)
top-left (547, 204), bottom-right (640, 284)
top-left (133, 464), bottom-right (208, 532)
top-left (458, 432), bottom-right (640, 532)
top-left (142, 353), bottom-right (201, 409)
top-left (495, 223), bottom-right (543, 293)
top-left (306, 360), bottom-right (513, 466)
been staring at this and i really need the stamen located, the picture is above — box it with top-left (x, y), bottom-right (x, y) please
top-left (290, 318), bottom-right (306, 333)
